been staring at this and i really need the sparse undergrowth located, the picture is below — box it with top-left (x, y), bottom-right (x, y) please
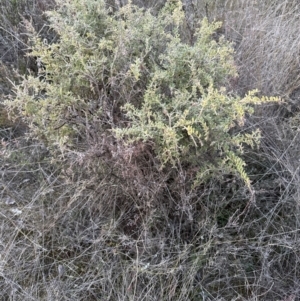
top-left (1, 1), bottom-right (300, 301)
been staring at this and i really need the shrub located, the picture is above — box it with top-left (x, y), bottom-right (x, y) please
top-left (5, 0), bottom-right (278, 186)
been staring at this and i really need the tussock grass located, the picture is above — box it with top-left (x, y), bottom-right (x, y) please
top-left (224, 0), bottom-right (300, 98)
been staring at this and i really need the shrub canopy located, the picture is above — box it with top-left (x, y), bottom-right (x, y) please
top-left (6, 0), bottom-right (278, 186)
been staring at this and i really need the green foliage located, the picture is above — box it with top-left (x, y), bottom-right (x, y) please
top-left (5, 0), bottom-right (279, 186)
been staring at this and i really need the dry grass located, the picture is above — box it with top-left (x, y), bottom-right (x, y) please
top-left (2, 138), bottom-right (300, 300)
top-left (223, 0), bottom-right (300, 98)
top-left (1, 1), bottom-right (300, 300)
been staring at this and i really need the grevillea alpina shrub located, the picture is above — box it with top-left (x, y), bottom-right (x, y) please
top-left (5, 0), bottom-right (278, 186)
